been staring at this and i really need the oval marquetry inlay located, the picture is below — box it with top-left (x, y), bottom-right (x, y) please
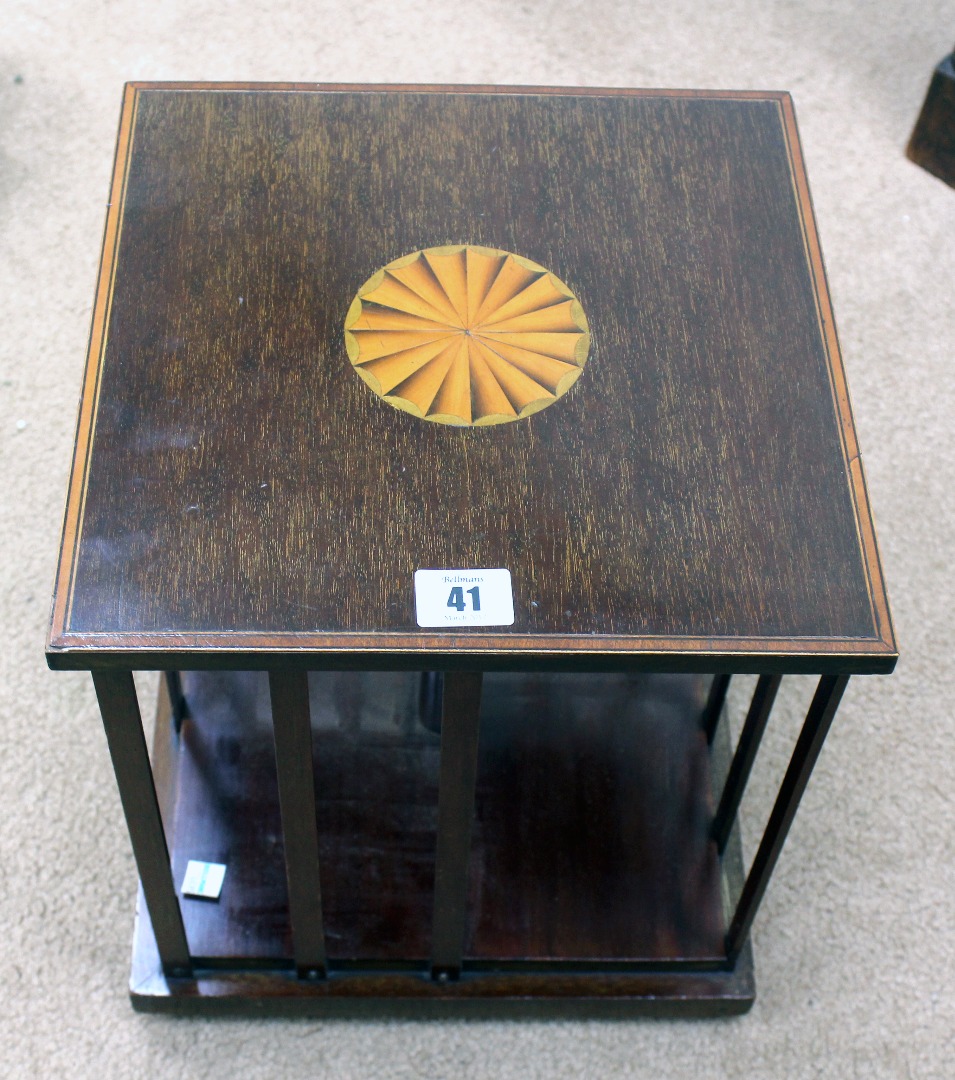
top-left (344, 245), bottom-right (590, 426)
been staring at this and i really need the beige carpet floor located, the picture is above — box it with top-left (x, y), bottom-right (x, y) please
top-left (2, 1), bottom-right (953, 1076)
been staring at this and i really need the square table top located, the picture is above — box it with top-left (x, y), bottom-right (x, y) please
top-left (47, 83), bottom-right (895, 673)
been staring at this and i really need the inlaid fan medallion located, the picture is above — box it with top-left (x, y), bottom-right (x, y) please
top-left (344, 245), bottom-right (591, 426)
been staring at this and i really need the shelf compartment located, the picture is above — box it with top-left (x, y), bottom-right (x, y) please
top-left (134, 670), bottom-right (752, 1012)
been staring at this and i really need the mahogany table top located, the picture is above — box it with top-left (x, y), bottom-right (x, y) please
top-left (47, 84), bottom-right (895, 672)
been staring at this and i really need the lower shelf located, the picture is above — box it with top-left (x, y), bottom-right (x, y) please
top-left (133, 670), bottom-right (753, 1014)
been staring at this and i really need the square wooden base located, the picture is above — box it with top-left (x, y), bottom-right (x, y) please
top-left (131, 671), bottom-right (754, 1015)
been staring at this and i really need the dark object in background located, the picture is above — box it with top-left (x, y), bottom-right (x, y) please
top-left (907, 49), bottom-right (955, 188)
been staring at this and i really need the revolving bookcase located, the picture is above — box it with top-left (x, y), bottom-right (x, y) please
top-left (47, 83), bottom-right (896, 1015)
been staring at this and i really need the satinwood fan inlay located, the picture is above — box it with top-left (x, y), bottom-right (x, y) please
top-left (344, 245), bottom-right (591, 426)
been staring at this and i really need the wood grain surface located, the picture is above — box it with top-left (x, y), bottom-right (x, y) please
top-left (161, 669), bottom-right (726, 966)
top-left (48, 85), bottom-right (896, 668)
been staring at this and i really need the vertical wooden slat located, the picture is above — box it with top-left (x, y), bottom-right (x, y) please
top-left (91, 669), bottom-right (191, 977)
top-left (431, 670), bottom-right (484, 980)
top-left (703, 674), bottom-right (732, 743)
top-left (712, 674), bottom-right (783, 853)
top-left (164, 671), bottom-right (187, 733)
top-left (269, 670), bottom-right (327, 978)
top-left (726, 674), bottom-right (850, 963)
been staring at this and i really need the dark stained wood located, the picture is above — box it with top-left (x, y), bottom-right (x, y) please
top-left (431, 671), bottom-right (483, 979)
top-left (154, 670), bottom-right (735, 968)
top-left (162, 671), bottom-right (290, 962)
top-left (129, 888), bottom-right (755, 1015)
top-left (130, 667), bottom-right (755, 1011)
top-left (49, 85), bottom-right (897, 1015)
top-left (164, 670), bottom-right (186, 731)
top-left (702, 673), bottom-right (731, 743)
top-left (46, 640), bottom-right (895, 675)
top-left (269, 671), bottom-right (327, 977)
top-left (47, 84), bottom-right (895, 672)
top-left (467, 671), bottom-right (726, 962)
top-left (711, 674), bottom-right (782, 852)
top-left (726, 673), bottom-right (850, 963)
top-left (907, 51), bottom-right (955, 188)
top-left (91, 670), bottom-right (191, 976)
top-left (418, 671), bottom-right (443, 733)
